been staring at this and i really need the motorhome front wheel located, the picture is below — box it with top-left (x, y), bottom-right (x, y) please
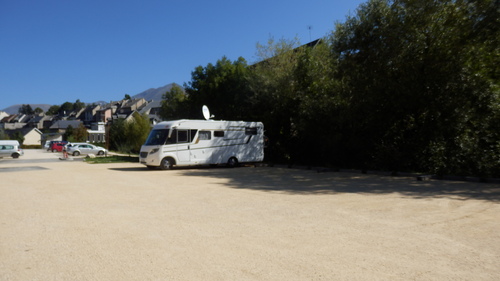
top-left (160, 157), bottom-right (175, 170)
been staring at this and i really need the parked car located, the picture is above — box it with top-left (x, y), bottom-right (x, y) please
top-left (67, 144), bottom-right (107, 156)
top-left (46, 140), bottom-right (61, 151)
top-left (65, 142), bottom-right (88, 149)
top-left (50, 141), bottom-right (68, 152)
top-left (0, 140), bottom-right (24, 158)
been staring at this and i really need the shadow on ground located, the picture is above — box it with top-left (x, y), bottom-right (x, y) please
top-left (178, 166), bottom-right (500, 202)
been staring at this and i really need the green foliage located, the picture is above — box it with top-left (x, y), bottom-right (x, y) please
top-left (46, 105), bottom-right (60, 116)
top-left (85, 155), bottom-right (139, 164)
top-left (159, 84), bottom-right (187, 120)
top-left (63, 125), bottom-right (74, 141)
top-left (109, 113), bottom-right (151, 154)
top-left (184, 56), bottom-right (254, 120)
top-left (18, 104), bottom-right (34, 115)
top-left (73, 99), bottom-right (85, 111)
top-left (109, 118), bottom-right (127, 151)
top-left (54, 99), bottom-right (86, 116)
top-left (11, 131), bottom-right (24, 145)
top-left (34, 107), bottom-right (44, 114)
top-left (330, 0), bottom-right (499, 176)
top-left (0, 128), bottom-right (9, 140)
top-left (250, 37), bottom-right (310, 163)
top-left (59, 102), bottom-right (74, 115)
top-left (125, 112), bottom-right (151, 153)
top-left (68, 123), bottom-right (88, 142)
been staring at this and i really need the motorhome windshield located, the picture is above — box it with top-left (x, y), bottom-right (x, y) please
top-left (145, 129), bottom-right (169, 145)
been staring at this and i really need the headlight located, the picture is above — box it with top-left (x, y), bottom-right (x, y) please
top-left (150, 148), bottom-right (159, 154)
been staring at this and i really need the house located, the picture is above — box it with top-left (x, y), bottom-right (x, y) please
top-left (26, 115), bottom-right (52, 129)
top-left (49, 120), bottom-right (83, 133)
top-left (0, 111), bottom-right (8, 120)
top-left (81, 105), bottom-right (101, 126)
top-left (5, 127), bottom-right (43, 146)
top-left (1, 114), bottom-right (26, 130)
top-left (67, 107), bottom-right (85, 120)
top-left (139, 100), bottom-right (162, 124)
top-left (117, 98), bottom-right (146, 115)
top-left (1, 114), bottom-right (16, 123)
top-left (87, 122), bottom-right (106, 143)
top-left (96, 107), bottom-right (113, 123)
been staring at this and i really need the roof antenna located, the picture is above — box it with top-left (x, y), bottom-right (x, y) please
top-left (307, 25), bottom-right (313, 42)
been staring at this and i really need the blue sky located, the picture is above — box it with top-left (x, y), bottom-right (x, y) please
top-left (0, 0), bottom-right (366, 110)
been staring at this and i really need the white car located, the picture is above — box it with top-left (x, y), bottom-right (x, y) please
top-left (67, 144), bottom-right (107, 156)
top-left (0, 140), bottom-right (24, 158)
top-left (65, 142), bottom-right (88, 149)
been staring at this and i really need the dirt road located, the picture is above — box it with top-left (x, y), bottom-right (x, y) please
top-left (1, 150), bottom-right (499, 280)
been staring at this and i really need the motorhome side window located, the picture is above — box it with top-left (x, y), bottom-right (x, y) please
top-left (199, 131), bottom-right (211, 140)
top-left (214, 130), bottom-right (224, 137)
top-left (170, 129), bottom-right (198, 144)
top-left (166, 130), bottom-right (177, 144)
top-left (177, 130), bottom-right (189, 143)
top-left (245, 127), bottom-right (258, 135)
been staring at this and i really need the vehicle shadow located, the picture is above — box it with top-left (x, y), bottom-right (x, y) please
top-left (178, 166), bottom-right (500, 202)
top-left (108, 167), bottom-right (151, 172)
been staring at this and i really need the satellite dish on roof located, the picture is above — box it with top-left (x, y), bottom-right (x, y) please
top-left (202, 105), bottom-right (211, 120)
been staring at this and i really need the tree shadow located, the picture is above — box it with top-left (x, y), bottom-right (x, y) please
top-left (178, 166), bottom-right (500, 202)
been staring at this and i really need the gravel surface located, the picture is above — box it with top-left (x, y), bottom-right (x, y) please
top-left (1, 149), bottom-right (499, 280)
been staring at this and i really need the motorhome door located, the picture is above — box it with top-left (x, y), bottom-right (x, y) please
top-left (176, 129), bottom-right (191, 163)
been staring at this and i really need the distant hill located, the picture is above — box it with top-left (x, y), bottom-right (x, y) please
top-left (132, 83), bottom-right (183, 101)
top-left (1, 83), bottom-right (183, 114)
top-left (1, 104), bottom-right (52, 115)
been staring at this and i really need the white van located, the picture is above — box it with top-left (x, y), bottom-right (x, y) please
top-left (140, 119), bottom-right (264, 169)
top-left (0, 140), bottom-right (24, 159)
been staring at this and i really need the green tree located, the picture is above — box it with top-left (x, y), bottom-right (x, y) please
top-left (34, 107), bottom-right (44, 114)
top-left (331, 0), bottom-right (499, 176)
top-left (109, 113), bottom-right (151, 154)
top-left (0, 128), bottom-right (9, 140)
top-left (109, 119), bottom-right (127, 152)
top-left (124, 112), bottom-right (151, 153)
top-left (11, 131), bottom-right (24, 145)
top-left (59, 102), bottom-right (74, 116)
top-left (289, 41), bottom-right (341, 165)
top-left (184, 56), bottom-right (254, 120)
top-left (69, 124), bottom-right (88, 142)
top-left (63, 125), bottom-right (74, 141)
top-left (73, 99), bottom-right (85, 111)
top-left (46, 105), bottom-right (60, 116)
top-left (124, 94), bottom-right (131, 100)
top-left (18, 104), bottom-right (34, 115)
top-left (159, 84), bottom-right (187, 120)
top-left (249, 37), bottom-right (306, 163)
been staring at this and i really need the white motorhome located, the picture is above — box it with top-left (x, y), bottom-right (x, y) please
top-left (139, 119), bottom-right (264, 169)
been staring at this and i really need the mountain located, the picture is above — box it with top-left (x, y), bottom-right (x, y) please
top-left (132, 83), bottom-right (183, 101)
top-left (1, 104), bottom-right (52, 115)
top-left (1, 83), bottom-right (183, 114)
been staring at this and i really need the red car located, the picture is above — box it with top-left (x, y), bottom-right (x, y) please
top-left (50, 141), bottom-right (68, 152)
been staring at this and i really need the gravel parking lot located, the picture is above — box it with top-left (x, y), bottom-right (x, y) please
top-left (1, 149), bottom-right (499, 280)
